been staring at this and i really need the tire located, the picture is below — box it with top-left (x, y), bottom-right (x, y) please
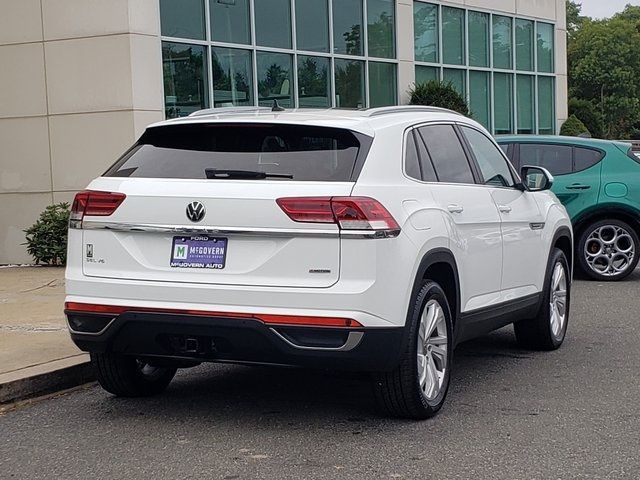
top-left (577, 219), bottom-right (639, 281)
top-left (91, 352), bottom-right (177, 397)
top-left (514, 248), bottom-right (570, 351)
top-left (373, 281), bottom-right (454, 419)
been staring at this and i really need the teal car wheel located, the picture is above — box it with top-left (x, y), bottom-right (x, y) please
top-left (578, 219), bottom-right (640, 281)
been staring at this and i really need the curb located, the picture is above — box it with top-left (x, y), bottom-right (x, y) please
top-left (0, 355), bottom-right (95, 404)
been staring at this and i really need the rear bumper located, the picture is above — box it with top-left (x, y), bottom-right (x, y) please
top-left (66, 310), bottom-right (406, 372)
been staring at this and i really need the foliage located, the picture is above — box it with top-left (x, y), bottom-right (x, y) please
top-left (567, 4), bottom-right (640, 138)
top-left (568, 98), bottom-right (604, 138)
top-left (23, 203), bottom-right (70, 266)
top-left (566, 1), bottom-right (586, 38)
top-left (409, 80), bottom-right (470, 116)
top-left (560, 115), bottom-right (590, 137)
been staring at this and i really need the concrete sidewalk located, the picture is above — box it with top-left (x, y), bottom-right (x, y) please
top-left (0, 266), bottom-right (93, 403)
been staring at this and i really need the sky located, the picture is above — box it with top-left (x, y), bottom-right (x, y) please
top-left (579, 0), bottom-right (640, 19)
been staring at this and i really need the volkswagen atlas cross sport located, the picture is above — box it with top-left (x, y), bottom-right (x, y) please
top-left (65, 106), bottom-right (573, 419)
top-left (498, 135), bottom-right (640, 281)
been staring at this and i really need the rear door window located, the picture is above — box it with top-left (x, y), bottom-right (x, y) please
top-left (574, 147), bottom-right (604, 172)
top-left (417, 125), bottom-right (475, 184)
top-left (519, 143), bottom-right (573, 176)
top-left (460, 126), bottom-right (514, 187)
top-left (105, 124), bottom-right (368, 181)
top-left (404, 132), bottom-right (422, 180)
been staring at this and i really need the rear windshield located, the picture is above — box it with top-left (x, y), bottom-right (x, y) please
top-left (105, 123), bottom-right (369, 181)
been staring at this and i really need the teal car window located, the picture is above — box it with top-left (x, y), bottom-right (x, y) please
top-left (574, 147), bottom-right (604, 172)
top-left (461, 126), bottom-right (514, 187)
top-left (519, 143), bottom-right (572, 176)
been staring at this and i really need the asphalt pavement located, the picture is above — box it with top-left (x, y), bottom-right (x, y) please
top-left (1, 273), bottom-right (639, 479)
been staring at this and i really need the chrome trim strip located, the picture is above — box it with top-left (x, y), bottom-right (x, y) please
top-left (81, 221), bottom-right (398, 238)
top-left (269, 328), bottom-right (364, 352)
top-left (530, 222), bottom-right (546, 230)
top-left (66, 316), bottom-right (117, 336)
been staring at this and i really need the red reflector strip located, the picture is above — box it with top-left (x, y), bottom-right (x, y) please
top-left (64, 302), bottom-right (362, 328)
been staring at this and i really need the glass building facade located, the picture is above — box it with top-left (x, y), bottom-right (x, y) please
top-left (414, 1), bottom-right (556, 134)
top-left (160, 0), bottom-right (558, 135)
top-left (160, 0), bottom-right (398, 117)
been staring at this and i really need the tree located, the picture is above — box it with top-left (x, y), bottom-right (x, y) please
top-left (568, 13), bottom-right (640, 138)
top-left (568, 98), bottom-right (604, 138)
top-left (566, 1), bottom-right (586, 38)
top-left (409, 80), bottom-right (470, 116)
top-left (560, 115), bottom-right (590, 137)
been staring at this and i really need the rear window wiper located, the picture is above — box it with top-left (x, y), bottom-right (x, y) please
top-left (205, 169), bottom-right (294, 180)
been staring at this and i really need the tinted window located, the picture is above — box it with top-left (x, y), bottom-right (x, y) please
top-left (574, 147), bottom-right (604, 172)
top-left (461, 127), bottom-right (514, 187)
top-left (499, 143), bottom-right (510, 154)
top-left (418, 125), bottom-right (475, 184)
top-left (405, 133), bottom-right (421, 180)
top-left (519, 144), bottom-right (572, 176)
top-left (106, 124), bottom-right (364, 182)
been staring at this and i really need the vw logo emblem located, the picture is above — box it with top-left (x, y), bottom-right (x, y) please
top-left (186, 201), bottom-right (206, 223)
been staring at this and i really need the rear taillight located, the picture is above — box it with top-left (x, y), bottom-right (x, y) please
top-left (70, 190), bottom-right (126, 229)
top-left (276, 196), bottom-right (400, 237)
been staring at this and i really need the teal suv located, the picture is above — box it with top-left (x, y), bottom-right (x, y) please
top-left (498, 136), bottom-right (640, 281)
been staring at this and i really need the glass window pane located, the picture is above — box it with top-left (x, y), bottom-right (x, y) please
top-left (210, 0), bottom-right (250, 45)
top-left (298, 55), bottom-right (331, 108)
top-left (520, 144), bottom-right (572, 176)
top-left (160, 0), bottom-right (205, 40)
top-left (575, 148), bottom-right (604, 172)
top-left (461, 126), bottom-right (514, 187)
top-left (517, 75), bottom-right (535, 134)
top-left (162, 42), bottom-right (209, 118)
top-left (515, 19), bottom-right (534, 71)
top-left (443, 68), bottom-right (465, 96)
top-left (494, 73), bottom-right (513, 134)
top-left (493, 15), bottom-right (512, 69)
top-left (296, 0), bottom-right (329, 52)
top-left (367, 0), bottom-right (396, 58)
top-left (414, 2), bottom-right (439, 63)
top-left (211, 47), bottom-right (253, 107)
top-left (369, 62), bottom-right (397, 107)
top-left (332, 0), bottom-right (363, 55)
top-left (538, 76), bottom-right (555, 134)
top-left (255, 0), bottom-right (292, 48)
top-left (469, 70), bottom-right (490, 129)
top-left (405, 133), bottom-right (421, 180)
top-left (416, 65), bottom-right (439, 84)
top-left (418, 125), bottom-right (474, 184)
top-left (257, 52), bottom-right (293, 107)
top-left (442, 7), bottom-right (464, 65)
top-left (468, 11), bottom-right (489, 67)
top-left (335, 58), bottom-right (365, 108)
top-left (537, 22), bottom-right (554, 73)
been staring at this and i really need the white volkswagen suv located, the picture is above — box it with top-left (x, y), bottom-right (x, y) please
top-left (65, 106), bottom-right (572, 418)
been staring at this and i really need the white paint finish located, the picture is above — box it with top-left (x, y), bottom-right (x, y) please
top-left (0, 192), bottom-right (52, 264)
top-left (49, 111), bottom-right (137, 191)
top-left (0, 0), bottom-right (43, 45)
top-left (45, 35), bottom-right (134, 115)
top-left (0, 43), bottom-right (47, 118)
top-left (555, 28), bottom-right (567, 76)
top-left (516, 0), bottom-right (557, 19)
top-left (130, 34), bottom-right (164, 111)
top-left (42, 0), bottom-right (130, 41)
top-left (0, 117), bottom-right (51, 193)
top-left (133, 110), bottom-right (164, 139)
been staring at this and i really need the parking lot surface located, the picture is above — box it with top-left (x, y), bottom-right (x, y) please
top-left (1, 273), bottom-right (639, 479)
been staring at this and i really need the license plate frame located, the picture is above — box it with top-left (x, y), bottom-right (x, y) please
top-left (170, 235), bottom-right (228, 269)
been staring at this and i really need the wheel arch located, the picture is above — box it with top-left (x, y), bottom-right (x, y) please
top-left (573, 204), bottom-right (640, 239)
top-left (409, 248), bottom-right (461, 329)
top-left (551, 226), bottom-right (574, 277)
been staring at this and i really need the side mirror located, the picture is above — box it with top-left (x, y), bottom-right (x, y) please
top-left (519, 165), bottom-right (554, 192)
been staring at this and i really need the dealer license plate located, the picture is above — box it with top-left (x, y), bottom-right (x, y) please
top-left (170, 236), bottom-right (228, 269)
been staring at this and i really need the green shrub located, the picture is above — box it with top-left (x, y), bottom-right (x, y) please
top-left (23, 203), bottom-right (70, 266)
top-left (409, 80), bottom-right (470, 116)
top-left (569, 98), bottom-right (604, 138)
top-left (560, 114), bottom-right (591, 137)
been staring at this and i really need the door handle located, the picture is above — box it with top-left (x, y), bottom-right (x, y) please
top-left (447, 204), bottom-right (464, 214)
top-left (566, 184), bottom-right (591, 190)
top-left (498, 205), bottom-right (512, 213)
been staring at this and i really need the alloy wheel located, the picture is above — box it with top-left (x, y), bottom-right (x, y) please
top-left (584, 225), bottom-right (636, 277)
top-left (549, 262), bottom-right (568, 340)
top-left (417, 300), bottom-right (448, 401)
